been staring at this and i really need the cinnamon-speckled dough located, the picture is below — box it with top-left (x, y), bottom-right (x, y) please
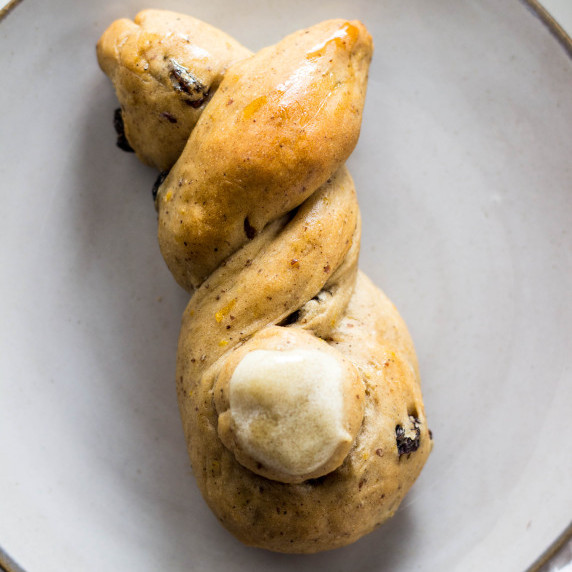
top-left (178, 272), bottom-right (431, 552)
top-left (98, 11), bottom-right (432, 554)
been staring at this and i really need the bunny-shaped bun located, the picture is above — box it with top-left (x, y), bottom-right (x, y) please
top-left (98, 11), bottom-right (432, 553)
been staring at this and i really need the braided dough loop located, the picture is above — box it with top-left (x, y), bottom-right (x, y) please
top-left (97, 11), bottom-right (432, 554)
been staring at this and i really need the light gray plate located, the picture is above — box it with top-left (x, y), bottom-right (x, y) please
top-left (1, 1), bottom-right (571, 571)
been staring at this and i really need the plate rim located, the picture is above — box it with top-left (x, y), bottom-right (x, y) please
top-left (0, 1), bottom-right (570, 571)
top-left (521, 0), bottom-right (572, 57)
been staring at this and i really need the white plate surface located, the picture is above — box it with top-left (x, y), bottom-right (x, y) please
top-left (1, 1), bottom-right (571, 571)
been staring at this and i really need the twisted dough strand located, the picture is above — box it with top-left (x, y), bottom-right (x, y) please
top-left (156, 19), bottom-right (372, 290)
top-left (98, 11), bottom-right (431, 554)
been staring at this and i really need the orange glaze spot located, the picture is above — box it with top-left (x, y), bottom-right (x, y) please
top-left (243, 88), bottom-right (315, 126)
top-left (276, 99), bottom-right (308, 124)
top-left (243, 91), bottom-right (306, 124)
top-left (242, 63), bottom-right (341, 125)
top-left (215, 299), bottom-right (237, 323)
top-left (243, 95), bottom-right (268, 119)
top-left (305, 22), bottom-right (359, 60)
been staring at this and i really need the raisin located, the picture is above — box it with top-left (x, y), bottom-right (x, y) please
top-left (113, 108), bottom-right (134, 153)
top-left (152, 171), bottom-right (170, 201)
top-left (244, 217), bottom-right (256, 239)
top-left (395, 415), bottom-right (421, 457)
top-left (169, 59), bottom-right (209, 107)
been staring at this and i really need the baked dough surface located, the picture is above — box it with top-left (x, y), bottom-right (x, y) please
top-left (179, 273), bottom-right (431, 552)
top-left (97, 10), bottom-right (432, 553)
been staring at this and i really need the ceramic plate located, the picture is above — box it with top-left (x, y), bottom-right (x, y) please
top-left (1, 1), bottom-right (571, 570)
